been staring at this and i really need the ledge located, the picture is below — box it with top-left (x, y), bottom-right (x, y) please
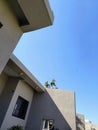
top-left (4, 54), bottom-right (45, 93)
top-left (8, 0), bottom-right (54, 32)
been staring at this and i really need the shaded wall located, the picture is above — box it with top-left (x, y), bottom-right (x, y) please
top-left (0, 77), bottom-right (19, 127)
top-left (26, 88), bottom-right (76, 130)
top-left (0, 73), bottom-right (8, 95)
top-left (1, 80), bottom-right (34, 130)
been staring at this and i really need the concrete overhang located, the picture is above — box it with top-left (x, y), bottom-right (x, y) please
top-left (7, 0), bottom-right (54, 32)
top-left (4, 54), bottom-right (45, 93)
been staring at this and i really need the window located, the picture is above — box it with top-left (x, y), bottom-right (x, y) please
top-left (43, 120), bottom-right (49, 130)
top-left (42, 119), bottom-right (54, 130)
top-left (0, 22), bottom-right (3, 28)
top-left (12, 96), bottom-right (29, 120)
top-left (44, 120), bottom-right (49, 129)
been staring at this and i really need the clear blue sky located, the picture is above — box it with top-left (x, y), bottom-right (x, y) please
top-left (14, 0), bottom-right (98, 124)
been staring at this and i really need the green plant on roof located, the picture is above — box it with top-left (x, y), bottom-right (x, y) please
top-left (44, 79), bottom-right (58, 89)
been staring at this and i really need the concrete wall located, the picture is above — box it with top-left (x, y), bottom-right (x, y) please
top-left (0, 0), bottom-right (22, 74)
top-left (85, 121), bottom-right (92, 130)
top-left (92, 124), bottom-right (98, 130)
top-left (85, 120), bottom-right (98, 130)
top-left (0, 80), bottom-right (34, 130)
top-left (0, 73), bottom-right (8, 95)
top-left (26, 88), bottom-right (76, 130)
top-left (0, 77), bottom-right (19, 127)
top-left (76, 114), bottom-right (85, 130)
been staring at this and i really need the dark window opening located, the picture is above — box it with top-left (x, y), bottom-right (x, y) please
top-left (12, 96), bottom-right (29, 120)
top-left (7, 0), bottom-right (29, 26)
top-left (0, 22), bottom-right (3, 28)
top-left (43, 119), bottom-right (54, 130)
top-left (44, 120), bottom-right (48, 129)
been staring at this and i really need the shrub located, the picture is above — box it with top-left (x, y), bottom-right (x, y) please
top-left (7, 125), bottom-right (23, 130)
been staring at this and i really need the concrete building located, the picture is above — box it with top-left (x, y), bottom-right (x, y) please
top-left (26, 88), bottom-right (76, 130)
top-left (85, 120), bottom-right (98, 130)
top-left (91, 124), bottom-right (98, 130)
top-left (0, 54), bottom-right (45, 130)
top-left (76, 114), bottom-right (85, 130)
top-left (1, 1), bottom-right (97, 130)
top-left (0, 0), bottom-right (54, 74)
top-left (0, 54), bottom-right (77, 130)
top-left (76, 115), bottom-right (98, 130)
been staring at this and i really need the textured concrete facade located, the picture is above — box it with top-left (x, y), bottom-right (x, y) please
top-left (92, 124), bottom-right (98, 130)
top-left (76, 114), bottom-right (85, 130)
top-left (0, 0), bottom-right (55, 129)
top-left (0, 0), bottom-right (54, 74)
top-left (0, 0), bottom-right (22, 74)
top-left (0, 55), bottom-right (45, 129)
top-left (0, 73), bottom-right (8, 95)
top-left (85, 120), bottom-right (98, 130)
top-left (0, 55), bottom-right (77, 130)
top-left (0, 80), bottom-right (34, 130)
top-left (26, 88), bottom-right (76, 130)
top-left (0, 76), bottom-right (19, 128)
top-left (0, 55), bottom-right (80, 130)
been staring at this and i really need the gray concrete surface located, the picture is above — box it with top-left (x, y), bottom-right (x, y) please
top-left (76, 114), bottom-right (85, 130)
top-left (26, 88), bottom-right (76, 130)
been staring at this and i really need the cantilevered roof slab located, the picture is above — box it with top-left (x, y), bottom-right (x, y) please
top-left (8, 0), bottom-right (54, 32)
top-left (0, 0), bottom-right (54, 74)
top-left (4, 54), bottom-right (45, 93)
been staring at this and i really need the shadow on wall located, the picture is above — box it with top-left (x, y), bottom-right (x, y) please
top-left (0, 77), bottom-right (19, 127)
top-left (26, 90), bottom-right (72, 130)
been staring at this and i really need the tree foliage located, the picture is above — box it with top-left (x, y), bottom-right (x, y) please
top-left (44, 79), bottom-right (58, 89)
top-left (44, 81), bottom-right (50, 88)
top-left (50, 79), bottom-right (56, 87)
